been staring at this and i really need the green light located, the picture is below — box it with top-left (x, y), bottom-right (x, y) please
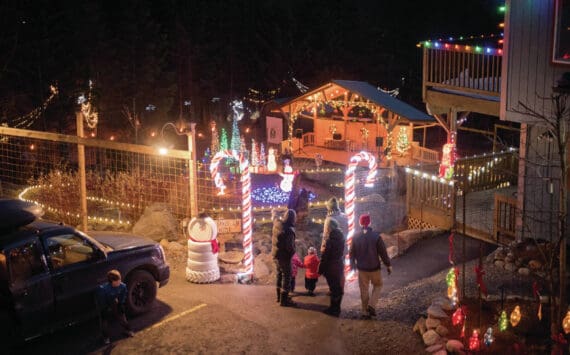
top-left (499, 311), bottom-right (508, 331)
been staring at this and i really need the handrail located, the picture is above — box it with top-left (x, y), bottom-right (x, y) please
top-left (423, 46), bottom-right (502, 100)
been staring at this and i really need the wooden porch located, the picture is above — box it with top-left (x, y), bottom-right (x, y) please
top-left (405, 149), bottom-right (518, 244)
top-left (283, 132), bottom-right (440, 167)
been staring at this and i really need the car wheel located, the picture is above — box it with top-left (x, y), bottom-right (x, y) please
top-left (126, 270), bottom-right (157, 315)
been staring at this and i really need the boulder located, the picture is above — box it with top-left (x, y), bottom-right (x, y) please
top-left (446, 339), bottom-right (465, 353)
top-left (425, 343), bottom-right (444, 353)
top-left (427, 305), bottom-right (449, 319)
top-left (435, 325), bottom-right (449, 337)
top-left (518, 267), bottom-right (531, 276)
top-left (494, 260), bottom-right (505, 268)
top-left (413, 317), bottom-right (427, 335)
top-left (528, 259), bottom-right (543, 270)
top-left (422, 330), bottom-right (441, 346)
top-left (132, 203), bottom-right (180, 241)
top-left (426, 317), bottom-right (441, 329)
top-left (432, 296), bottom-right (454, 311)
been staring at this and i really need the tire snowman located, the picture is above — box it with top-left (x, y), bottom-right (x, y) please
top-left (185, 214), bottom-right (220, 283)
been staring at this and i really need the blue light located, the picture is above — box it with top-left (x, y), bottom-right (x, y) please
top-left (251, 186), bottom-right (316, 205)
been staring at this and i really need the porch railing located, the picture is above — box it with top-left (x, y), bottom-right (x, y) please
top-left (422, 45), bottom-right (502, 100)
top-left (454, 149), bottom-right (518, 193)
top-left (411, 144), bottom-right (440, 163)
top-left (493, 193), bottom-right (517, 242)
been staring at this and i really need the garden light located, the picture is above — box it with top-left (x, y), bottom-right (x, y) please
top-left (510, 305), bottom-right (521, 327)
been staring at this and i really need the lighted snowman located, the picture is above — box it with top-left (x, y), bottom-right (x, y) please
top-left (185, 213), bottom-right (220, 283)
top-left (267, 147), bottom-right (277, 172)
top-left (279, 159), bottom-right (295, 192)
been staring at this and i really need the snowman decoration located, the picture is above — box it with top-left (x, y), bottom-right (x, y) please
top-left (186, 213), bottom-right (220, 283)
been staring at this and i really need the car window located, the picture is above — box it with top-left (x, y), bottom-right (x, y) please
top-left (8, 241), bottom-right (45, 284)
top-left (46, 233), bottom-right (96, 269)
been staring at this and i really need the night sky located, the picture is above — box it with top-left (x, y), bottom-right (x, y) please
top-left (0, 0), bottom-right (503, 138)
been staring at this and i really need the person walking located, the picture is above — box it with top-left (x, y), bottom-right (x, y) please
top-left (349, 214), bottom-right (392, 319)
top-left (97, 269), bottom-right (134, 344)
top-left (271, 209), bottom-right (297, 307)
top-left (320, 197), bottom-right (348, 254)
top-left (303, 247), bottom-right (320, 296)
top-left (318, 218), bottom-right (345, 317)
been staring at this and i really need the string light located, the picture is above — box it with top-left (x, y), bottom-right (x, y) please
top-left (9, 85), bottom-right (58, 129)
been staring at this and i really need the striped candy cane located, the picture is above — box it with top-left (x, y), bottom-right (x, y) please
top-left (209, 150), bottom-right (254, 279)
top-left (344, 151), bottom-right (377, 280)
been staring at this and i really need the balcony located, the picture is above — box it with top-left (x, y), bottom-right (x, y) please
top-left (422, 42), bottom-right (502, 117)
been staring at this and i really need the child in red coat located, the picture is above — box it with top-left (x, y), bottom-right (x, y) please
top-left (304, 247), bottom-right (320, 296)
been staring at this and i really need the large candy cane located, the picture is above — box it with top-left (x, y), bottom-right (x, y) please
top-left (209, 150), bottom-right (253, 279)
top-left (344, 151), bottom-right (377, 280)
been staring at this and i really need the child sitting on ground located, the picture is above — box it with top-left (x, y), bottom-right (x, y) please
top-left (303, 247), bottom-right (320, 296)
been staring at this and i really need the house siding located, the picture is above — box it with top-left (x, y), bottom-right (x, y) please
top-left (501, 0), bottom-right (562, 123)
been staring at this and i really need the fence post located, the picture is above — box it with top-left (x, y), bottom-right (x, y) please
top-left (76, 112), bottom-right (88, 231)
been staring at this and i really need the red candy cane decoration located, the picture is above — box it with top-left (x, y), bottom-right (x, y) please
top-left (209, 150), bottom-right (254, 278)
top-left (344, 151), bottom-right (377, 280)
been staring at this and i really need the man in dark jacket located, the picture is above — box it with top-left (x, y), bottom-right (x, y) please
top-left (318, 218), bottom-right (345, 317)
top-left (349, 214), bottom-right (392, 319)
top-left (271, 209), bottom-right (297, 307)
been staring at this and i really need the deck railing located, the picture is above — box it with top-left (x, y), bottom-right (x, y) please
top-left (493, 193), bottom-right (517, 243)
top-left (454, 149), bottom-right (518, 193)
top-left (411, 144), bottom-right (440, 163)
top-left (422, 45), bottom-right (502, 100)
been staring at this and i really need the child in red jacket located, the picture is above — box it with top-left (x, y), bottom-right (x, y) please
top-left (304, 247), bottom-right (320, 296)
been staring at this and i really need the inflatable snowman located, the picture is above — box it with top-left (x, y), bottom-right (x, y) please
top-left (185, 214), bottom-right (220, 283)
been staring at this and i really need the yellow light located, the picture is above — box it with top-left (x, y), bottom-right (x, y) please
top-left (510, 305), bottom-right (521, 327)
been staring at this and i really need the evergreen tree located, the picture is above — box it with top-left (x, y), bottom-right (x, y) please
top-left (396, 126), bottom-right (410, 154)
top-left (220, 127), bottom-right (229, 151)
top-left (230, 116), bottom-right (241, 153)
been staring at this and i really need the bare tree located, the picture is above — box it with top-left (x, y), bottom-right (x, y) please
top-left (518, 91), bottom-right (568, 337)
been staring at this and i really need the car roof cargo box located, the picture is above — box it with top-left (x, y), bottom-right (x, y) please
top-left (0, 199), bottom-right (44, 231)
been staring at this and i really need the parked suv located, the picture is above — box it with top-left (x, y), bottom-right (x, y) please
top-left (0, 200), bottom-right (169, 342)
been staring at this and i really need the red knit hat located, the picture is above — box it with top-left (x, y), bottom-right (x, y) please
top-left (359, 214), bottom-right (371, 227)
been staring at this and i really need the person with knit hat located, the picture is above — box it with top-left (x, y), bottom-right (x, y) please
top-left (318, 218), bottom-right (345, 317)
top-left (320, 196), bottom-right (348, 254)
top-left (349, 213), bottom-right (392, 319)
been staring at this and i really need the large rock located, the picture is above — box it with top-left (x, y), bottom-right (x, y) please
top-left (435, 325), bottom-right (449, 337)
top-left (432, 296), bottom-right (454, 311)
top-left (425, 343), bottom-right (444, 353)
top-left (132, 203), bottom-right (179, 241)
top-left (422, 329), bottom-right (441, 346)
top-left (446, 339), bottom-right (465, 353)
top-left (528, 259), bottom-right (543, 270)
top-left (427, 305), bottom-right (449, 319)
top-left (413, 317), bottom-right (427, 335)
top-left (425, 317), bottom-right (441, 329)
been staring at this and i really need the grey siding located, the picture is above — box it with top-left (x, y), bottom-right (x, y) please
top-left (502, 0), bottom-right (564, 123)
